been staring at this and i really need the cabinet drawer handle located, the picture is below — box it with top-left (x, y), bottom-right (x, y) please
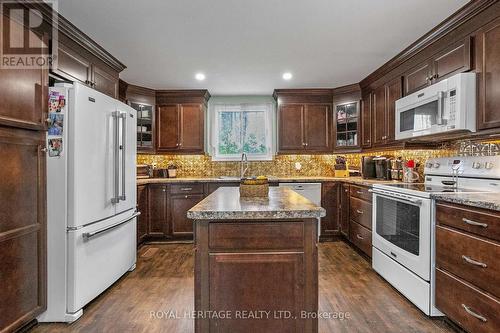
top-left (185, 195), bottom-right (189, 199)
top-left (356, 190), bottom-right (364, 194)
top-left (181, 187), bottom-right (193, 191)
top-left (356, 234), bottom-right (364, 240)
top-left (462, 255), bottom-right (487, 268)
top-left (462, 218), bottom-right (488, 228)
top-left (462, 304), bottom-right (487, 322)
top-left (356, 209), bottom-right (364, 214)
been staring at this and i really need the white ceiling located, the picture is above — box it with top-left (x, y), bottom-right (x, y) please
top-left (58, 0), bottom-right (469, 95)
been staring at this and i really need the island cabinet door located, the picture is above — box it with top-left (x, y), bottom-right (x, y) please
top-left (207, 252), bottom-right (309, 332)
top-left (170, 194), bottom-right (204, 238)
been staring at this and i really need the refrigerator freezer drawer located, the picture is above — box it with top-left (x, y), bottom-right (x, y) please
top-left (67, 212), bottom-right (136, 313)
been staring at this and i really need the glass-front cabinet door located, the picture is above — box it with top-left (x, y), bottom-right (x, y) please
top-left (334, 101), bottom-right (359, 150)
top-left (130, 102), bottom-right (154, 151)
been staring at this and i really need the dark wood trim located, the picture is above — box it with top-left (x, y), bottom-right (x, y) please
top-left (273, 89), bottom-right (333, 104)
top-left (360, 0), bottom-right (498, 89)
top-left (156, 90), bottom-right (211, 105)
top-left (28, 2), bottom-right (126, 72)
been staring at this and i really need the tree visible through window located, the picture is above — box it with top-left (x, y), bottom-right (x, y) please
top-left (213, 103), bottom-right (272, 160)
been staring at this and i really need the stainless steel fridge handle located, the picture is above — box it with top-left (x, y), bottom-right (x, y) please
top-left (120, 112), bottom-right (127, 201)
top-left (82, 211), bottom-right (141, 240)
top-left (111, 112), bottom-right (121, 204)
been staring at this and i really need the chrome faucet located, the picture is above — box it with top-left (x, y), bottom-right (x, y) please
top-left (240, 153), bottom-right (249, 179)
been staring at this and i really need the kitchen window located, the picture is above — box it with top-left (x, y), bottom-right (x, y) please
top-left (211, 102), bottom-right (273, 161)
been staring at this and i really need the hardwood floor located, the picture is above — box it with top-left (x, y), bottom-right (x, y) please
top-left (31, 242), bottom-right (455, 333)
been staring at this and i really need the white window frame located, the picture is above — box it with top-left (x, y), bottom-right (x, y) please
top-left (211, 103), bottom-right (274, 161)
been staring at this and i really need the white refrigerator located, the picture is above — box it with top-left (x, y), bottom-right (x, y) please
top-left (38, 82), bottom-right (138, 322)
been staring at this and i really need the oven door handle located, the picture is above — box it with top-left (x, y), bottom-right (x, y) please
top-left (372, 189), bottom-right (423, 206)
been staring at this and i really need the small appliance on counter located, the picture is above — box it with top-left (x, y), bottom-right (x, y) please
top-left (361, 156), bottom-right (376, 179)
top-left (373, 156), bottom-right (393, 180)
top-left (137, 164), bottom-right (153, 178)
top-left (389, 158), bottom-right (404, 181)
top-left (333, 156), bottom-right (349, 178)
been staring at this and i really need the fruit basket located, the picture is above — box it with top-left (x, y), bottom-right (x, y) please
top-left (239, 176), bottom-right (269, 197)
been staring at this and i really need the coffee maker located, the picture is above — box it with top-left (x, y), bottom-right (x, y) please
top-left (373, 156), bottom-right (392, 180)
top-left (361, 156), bottom-right (376, 179)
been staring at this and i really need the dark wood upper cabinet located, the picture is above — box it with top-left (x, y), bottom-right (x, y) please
top-left (432, 37), bottom-right (471, 82)
top-left (371, 77), bottom-right (403, 146)
top-left (274, 89), bottom-right (332, 154)
top-left (148, 185), bottom-right (168, 237)
top-left (136, 184), bottom-right (148, 246)
top-left (476, 16), bottom-right (500, 130)
top-left (92, 64), bottom-right (119, 98)
top-left (373, 85), bottom-right (386, 146)
top-left (385, 77), bottom-right (403, 143)
top-left (123, 84), bottom-right (156, 153)
top-left (403, 61), bottom-right (432, 96)
top-left (0, 127), bottom-right (46, 333)
top-left (156, 90), bottom-right (210, 154)
top-left (278, 104), bottom-right (305, 152)
top-left (56, 41), bottom-right (92, 85)
top-left (52, 32), bottom-right (124, 99)
top-left (157, 104), bottom-right (180, 151)
top-left (361, 93), bottom-right (372, 148)
top-left (0, 10), bottom-right (48, 131)
top-left (332, 84), bottom-right (361, 151)
top-left (179, 104), bottom-right (204, 151)
top-left (403, 37), bottom-right (472, 96)
top-left (304, 104), bottom-right (331, 151)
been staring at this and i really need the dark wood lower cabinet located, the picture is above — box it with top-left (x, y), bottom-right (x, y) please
top-left (195, 219), bottom-right (318, 333)
top-left (136, 184), bottom-right (148, 246)
top-left (169, 194), bottom-right (204, 238)
top-left (148, 185), bottom-right (169, 237)
top-left (339, 184), bottom-right (350, 238)
top-left (320, 182), bottom-right (340, 240)
top-left (0, 127), bottom-right (46, 332)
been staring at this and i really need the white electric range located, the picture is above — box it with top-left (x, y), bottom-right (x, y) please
top-left (370, 155), bottom-right (500, 316)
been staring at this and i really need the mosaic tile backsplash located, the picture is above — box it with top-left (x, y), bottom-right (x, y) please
top-left (137, 149), bottom-right (457, 178)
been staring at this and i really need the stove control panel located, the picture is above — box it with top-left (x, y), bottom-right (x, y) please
top-left (424, 155), bottom-right (500, 179)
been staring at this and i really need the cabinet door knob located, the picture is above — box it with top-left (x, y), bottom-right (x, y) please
top-left (356, 209), bottom-right (364, 214)
top-left (40, 147), bottom-right (48, 152)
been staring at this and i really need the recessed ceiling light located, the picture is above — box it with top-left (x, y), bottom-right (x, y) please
top-left (195, 73), bottom-right (206, 81)
top-left (282, 72), bottom-right (293, 80)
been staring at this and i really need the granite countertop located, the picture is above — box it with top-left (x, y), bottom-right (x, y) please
top-left (433, 192), bottom-right (500, 212)
top-left (187, 187), bottom-right (326, 220)
top-left (137, 176), bottom-right (401, 187)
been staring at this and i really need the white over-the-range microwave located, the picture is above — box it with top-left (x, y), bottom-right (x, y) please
top-left (395, 72), bottom-right (476, 141)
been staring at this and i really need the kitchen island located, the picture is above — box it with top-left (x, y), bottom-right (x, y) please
top-left (187, 187), bottom-right (326, 333)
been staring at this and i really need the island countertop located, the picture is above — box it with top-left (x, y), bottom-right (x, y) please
top-left (187, 186), bottom-right (326, 220)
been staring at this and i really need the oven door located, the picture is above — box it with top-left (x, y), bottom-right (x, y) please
top-left (372, 190), bottom-right (432, 281)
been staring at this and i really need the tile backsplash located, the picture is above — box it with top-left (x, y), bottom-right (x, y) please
top-left (137, 149), bottom-right (456, 178)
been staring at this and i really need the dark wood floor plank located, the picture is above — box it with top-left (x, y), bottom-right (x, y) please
top-left (31, 242), bottom-right (455, 333)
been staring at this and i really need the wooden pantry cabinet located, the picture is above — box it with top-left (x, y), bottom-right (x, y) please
top-left (274, 89), bottom-right (332, 154)
top-left (156, 90), bottom-right (210, 154)
top-left (0, 8), bottom-right (48, 332)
